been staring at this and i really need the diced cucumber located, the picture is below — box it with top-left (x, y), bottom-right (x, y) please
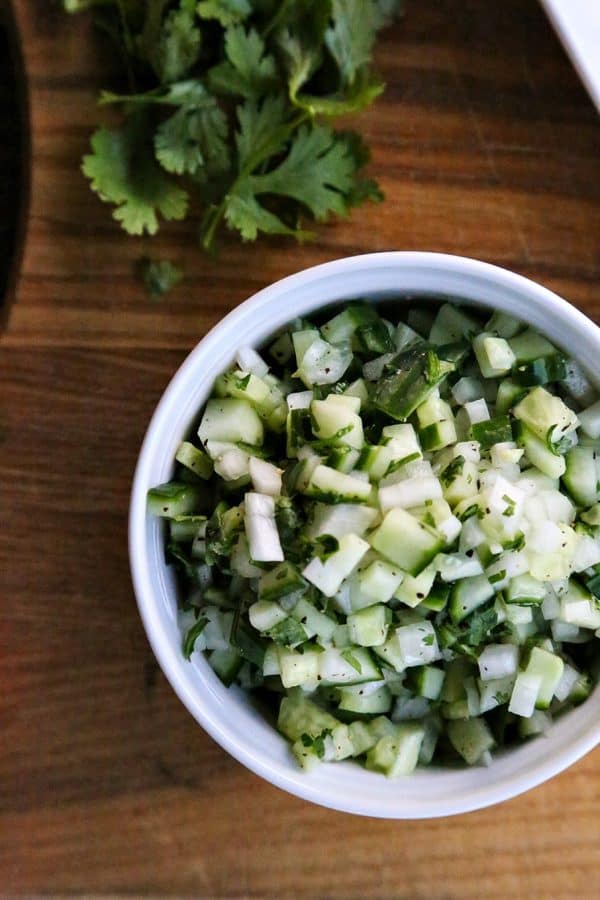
top-left (447, 718), bottom-right (495, 765)
top-left (421, 579), bottom-right (450, 611)
top-left (559, 579), bottom-right (600, 630)
top-left (440, 458), bottom-right (478, 507)
top-left (524, 646), bottom-right (564, 709)
top-left (278, 648), bottom-right (320, 688)
top-left (366, 723), bottom-right (425, 776)
top-left (303, 533), bottom-right (370, 597)
top-left (198, 397), bottom-right (264, 446)
top-left (278, 692), bottom-right (340, 741)
top-left (292, 328), bottom-right (320, 365)
top-left (506, 574), bottom-right (547, 606)
top-left (295, 336), bottom-right (353, 387)
top-left (249, 600), bottom-right (288, 632)
top-left (372, 635), bottom-right (407, 673)
top-left (258, 562), bottom-right (307, 603)
top-left (439, 658), bottom-right (472, 702)
top-left (509, 328), bottom-right (557, 363)
top-left (208, 647), bottom-right (243, 685)
top-left (429, 303), bottom-right (479, 345)
top-left (473, 333), bottom-right (516, 378)
top-left (514, 421), bottom-right (566, 479)
top-left (311, 396), bottom-right (364, 450)
top-left (407, 665), bottom-right (445, 700)
top-left (347, 604), bottom-right (391, 647)
top-left (471, 415), bottom-right (513, 450)
top-left (415, 392), bottom-right (450, 428)
top-left (348, 720), bottom-right (378, 756)
top-left (290, 596), bottom-right (337, 642)
top-left (394, 564), bottom-right (437, 609)
top-left (486, 310), bottom-right (522, 339)
top-left (562, 446), bottom-right (599, 507)
top-left (147, 482), bottom-right (201, 518)
top-left (395, 621), bottom-right (440, 667)
top-left (478, 675), bottom-right (515, 713)
top-left (518, 709), bottom-right (552, 739)
top-left (513, 353), bottom-right (567, 387)
top-left (318, 647), bottom-right (382, 686)
top-left (306, 503), bottom-right (378, 540)
top-left (175, 441), bottom-right (213, 479)
top-left (170, 515), bottom-right (207, 542)
top-left (449, 575), bottom-right (494, 623)
top-left (437, 552), bottom-right (483, 583)
top-left (420, 418), bottom-right (458, 452)
top-left (513, 386), bottom-right (578, 447)
top-left (337, 681), bottom-right (392, 714)
top-left (370, 508), bottom-right (444, 576)
top-left (304, 465), bottom-right (373, 503)
top-left (358, 559), bottom-right (404, 603)
top-left (378, 476), bottom-right (443, 512)
top-left (451, 376), bottom-right (487, 405)
top-left (578, 399), bottom-right (600, 440)
top-left (495, 378), bottom-right (527, 415)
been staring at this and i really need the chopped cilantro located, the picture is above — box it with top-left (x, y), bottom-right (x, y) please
top-left (140, 257), bottom-right (183, 299)
top-left (501, 494), bottom-right (516, 517)
top-left (182, 616), bottom-right (208, 659)
top-left (440, 455), bottom-right (465, 487)
top-left (341, 649), bottom-right (363, 673)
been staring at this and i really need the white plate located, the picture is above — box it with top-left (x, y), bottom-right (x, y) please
top-left (541, 0), bottom-right (600, 111)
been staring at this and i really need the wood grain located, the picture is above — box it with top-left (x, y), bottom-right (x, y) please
top-left (1, 0), bottom-right (599, 895)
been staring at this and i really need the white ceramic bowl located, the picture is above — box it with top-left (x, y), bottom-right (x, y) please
top-left (129, 252), bottom-right (600, 818)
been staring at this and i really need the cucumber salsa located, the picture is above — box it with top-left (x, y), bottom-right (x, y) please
top-left (148, 301), bottom-right (600, 776)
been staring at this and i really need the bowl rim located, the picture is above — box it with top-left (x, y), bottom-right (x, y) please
top-left (129, 251), bottom-right (600, 818)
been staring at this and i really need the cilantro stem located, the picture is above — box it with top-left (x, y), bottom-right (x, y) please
top-left (201, 109), bottom-right (310, 250)
top-left (261, 0), bottom-right (296, 39)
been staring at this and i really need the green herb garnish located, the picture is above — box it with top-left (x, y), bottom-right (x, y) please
top-left (64, 0), bottom-right (404, 264)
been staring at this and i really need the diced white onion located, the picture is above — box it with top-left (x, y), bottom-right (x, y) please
top-left (236, 346), bottom-right (269, 378)
top-left (508, 672), bottom-right (542, 717)
top-left (478, 644), bottom-right (519, 681)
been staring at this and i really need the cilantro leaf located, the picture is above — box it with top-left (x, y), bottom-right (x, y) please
top-left (82, 116), bottom-right (188, 235)
top-left (278, 27), bottom-right (323, 104)
top-left (154, 85), bottom-right (230, 178)
top-left (313, 534), bottom-right (340, 561)
top-left (325, 0), bottom-right (382, 86)
top-left (234, 94), bottom-right (290, 168)
top-left (224, 182), bottom-right (301, 241)
top-left (462, 605), bottom-right (498, 648)
top-left (66, 0), bottom-right (399, 260)
top-left (208, 26), bottom-right (278, 98)
top-left (223, 122), bottom-right (361, 243)
top-left (336, 130), bottom-right (383, 206)
top-left (138, 1), bottom-right (202, 85)
top-left (300, 729), bottom-right (332, 759)
top-left (197, 0), bottom-right (251, 26)
top-left (247, 124), bottom-right (358, 221)
top-left (140, 257), bottom-right (184, 299)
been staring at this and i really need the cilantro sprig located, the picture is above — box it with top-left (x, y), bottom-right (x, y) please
top-left (64, 0), bottom-right (403, 256)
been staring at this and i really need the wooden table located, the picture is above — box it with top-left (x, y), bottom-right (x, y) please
top-left (2, 1), bottom-right (599, 895)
